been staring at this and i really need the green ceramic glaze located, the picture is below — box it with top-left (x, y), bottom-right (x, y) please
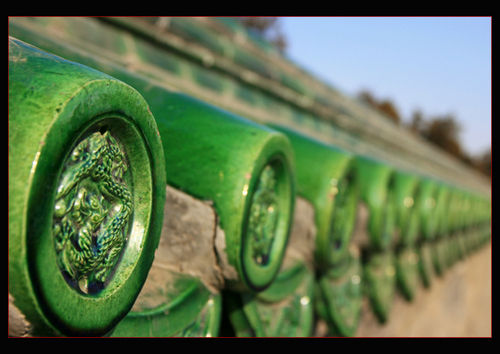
top-left (431, 238), bottom-right (447, 276)
top-left (434, 184), bottom-right (451, 239)
top-left (464, 192), bottom-right (479, 230)
top-left (363, 250), bottom-right (396, 323)
top-left (53, 131), bottom-right (133, 292)
top-left (473, 227), bottom-right (488, 250)
top-left (266, 126), bottom-right (362, 336)
top-left (417, 242), bottom-right (434, 288)
top-left (178, 292), bottom-right (222, 337)
top-left (466, 192), bottom-right (487, 230)
top-left (393, 172), bottom-right (421, 247)
top-left (446, 188), bottom-right (461, 234)
top-left (430, 184), bottom-right (451, 275)
top-left (450, 236), bottom-right (461, 267)
top-left (354, 156), bottom-right (397, 251)
top-left (270, 125), bottom-right (359, 269)
top-left (416, 179), bottom-right (439, 242)
top-left (110, 276), bottom-right (222, 337)
top-left (392, 173), bottom-right (421, 301)
top-left (482, 225), bottom-right (491, 247)
top-left (413, 178), bottom-right (440, 286)
top-left (453, 190), bottom-right (464, 232)
top-left (467, 195), bottom-right (477, 229)
top-left (395, 247), bottom-right (420, 301)
top-left (224, 262), bottom-right (315, 337)
top-left (455, 232), bottom-right (467, 260)
top-left (463, 230), bottom-right (473, 254)
top-left (459, 191), bottom-right (475, 231)
top-left (315, 250), bottom-right (363, 337)
top-left (469, 196), bottom-right (479, 227)
top-left (167, 17), bottom-right (229, 57)
top-left (483, 197), bottom-right (492, 226)
top-left (149, 92), bottom-right (295, 292)
top-left (222, 291), bottom-right (256, 337)
top-left (244, 164), bottom-right (285, 270)
top-left (450, 235), bottom-right (463, 265)
top-left (9, 38), bottom-right (166, 336)
top-left (456, 192), bottom-right (467, 230)
top-left (8, 27), bottom-right (296, 292)
top-left (256, 261), bottom-right (309, 303)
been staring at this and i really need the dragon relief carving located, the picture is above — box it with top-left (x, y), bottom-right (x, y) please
top-left (248, 165), bottom-right (279, 266)
top-left (53, 131), bottom-right (133, 293)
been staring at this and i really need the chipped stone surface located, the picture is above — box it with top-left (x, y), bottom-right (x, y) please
top-left (281, 197), bottom-right (317, 270)
top-left (160, 187), bottom-right (221, 288)
top-left (214, 224), bottom-right (239, 283)
top-left (131, 186), bottom-right (224, 312)
top-left (351, 202), bottom-right (370, 249)
top-left (8, 294), bottom-right (32, 337)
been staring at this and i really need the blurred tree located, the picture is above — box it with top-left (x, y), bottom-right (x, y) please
top-left (409, 109), bottom-right (425, 135)
top-left (239, 17), bottom-right (288, 53)
top-left (358, 92), bottom-right (490, 178)
top-left (421, 114), bottom-right (463, 158)
top-left (472, 148), bottom-right (491, 178)
top-left (378, 100), bottom-right (401, 125)
top-left (408, 112), bottom-right (490, 179)
top-left (358, 90), bottom-right (401, 125)
top-left (358, 90), bottom-right (377, 108)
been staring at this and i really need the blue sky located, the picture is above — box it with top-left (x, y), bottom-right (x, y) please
top-left (279, 16), bottom-right (491, 156)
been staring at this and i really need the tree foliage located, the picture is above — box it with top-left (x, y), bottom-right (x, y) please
top-left (360, 89), bottom-right (490, 179)
top-left (422, 114), bottom-right (463, 157)
top-left (358, 90), bottom-right (401, 125)
top-left (239, 17), bottom-right (288, 53)
top-left (408, 109), bottom-right (490, 179)
top-left (474, 149), bottom-right (492, 178)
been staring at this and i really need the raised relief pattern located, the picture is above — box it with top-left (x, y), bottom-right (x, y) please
top-left (53, 131), bottom-right (133, 293)
top-left (248, 165), bottom-right (279, 266)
